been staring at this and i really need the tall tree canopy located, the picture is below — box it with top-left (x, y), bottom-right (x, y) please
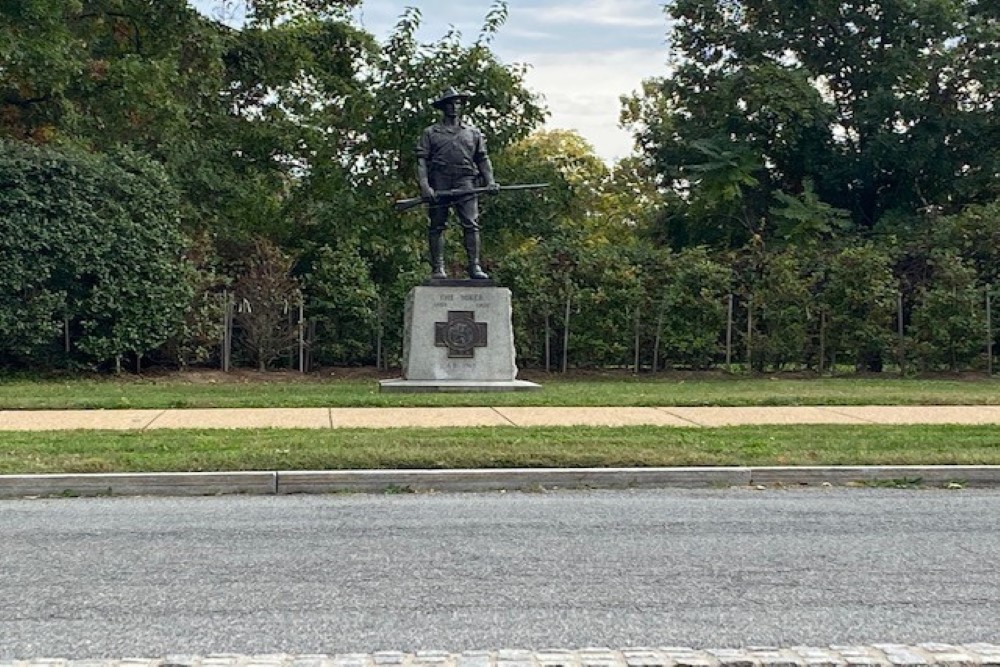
top-left (0, 0), bottom-right (373, 233)
top-left (624, 0), bottom-right (999, 248)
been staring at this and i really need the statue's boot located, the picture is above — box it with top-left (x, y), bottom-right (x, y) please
top-left (464, 229), bottom-right (489, 280)
top-left (429, 230), bottom-right (447, 279)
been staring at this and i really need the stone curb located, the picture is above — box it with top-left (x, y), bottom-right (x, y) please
top-left (3, 466), bottom-right (1000, 498)
top-left (276, 467), bottom-right (752, 494)
top-left (0, 472), bottom-right (277, 498)
top-left (2, 645), bottom-right (1000, 667)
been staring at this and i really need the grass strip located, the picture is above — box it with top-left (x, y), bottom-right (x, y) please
top-left (1, 424), bottom-right (999, 474)
top-left (0, 376), bottom-right (998, 409)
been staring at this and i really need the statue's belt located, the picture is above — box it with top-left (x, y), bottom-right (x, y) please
top-left (430, 160), bottom-right (478, 176)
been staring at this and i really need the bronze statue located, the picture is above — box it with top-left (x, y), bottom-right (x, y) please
top-left (416, 87), bottom-right (499, 280)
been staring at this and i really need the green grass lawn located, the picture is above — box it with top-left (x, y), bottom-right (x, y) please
top-left (1, 371), bottom-right (997, 476)
top-left (0, 370), bottom-right (997, 409)
top-left (1, 424), bottom-right (999, 475)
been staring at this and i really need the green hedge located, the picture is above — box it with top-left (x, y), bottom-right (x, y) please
top-left (0, 141), bottom-right (192, 369)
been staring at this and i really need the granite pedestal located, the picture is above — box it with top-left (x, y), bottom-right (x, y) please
top-left (379, 283), bottom-right (541, 393)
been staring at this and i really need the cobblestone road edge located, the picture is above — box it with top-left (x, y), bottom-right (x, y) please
top-left (3, 645), bottom-right (1000, 667)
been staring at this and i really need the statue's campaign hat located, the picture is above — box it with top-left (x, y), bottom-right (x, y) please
top-left (432, 86), bottom-right (471, 108)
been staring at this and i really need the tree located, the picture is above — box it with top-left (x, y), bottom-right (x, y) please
top-left (599, 155), bottom-right (663, 243)
top-left (232, 238), bottom-right (301, 371)
top-left (738, 246), bottom-right (819, 371)
top-left (1, 1), bottom-right (226, 151)
top-left (157, 233), bottom-right (228, 368)
top-left (908, 251), bottom-right (986, 371)
top-left (818, 245), bottom-right (897, 371)
top-left (205, 1), bottom-right (373, 239)
top-left (497, 228), bottom-right (590, 372)
top-left (926, 201), bottom-right (1000, 288)
top-left (624, 0), bottom-right (999, 247)
top-left (655, 247), bottom-right (731, 369)
top-left (1, 0), bottom-right (374, 238)
top-left (770, 180), bottom-right (852, 247)
top-left (488, 129), bottom-right (608, 260)
top-left (0, 140), bottom-right (192, 369)
top-left (496, 239), bottom-right (560, 370)
top-left (304, 244), bottom-right (379, 364)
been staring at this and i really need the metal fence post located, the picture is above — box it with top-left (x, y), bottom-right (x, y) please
top-left (726, 293), bottom-right (734, 372)
top-left (987, 284), bottom-right (993, 376)
top-left (897, 291), bottom-right (905, 376)
top-left (221, 290), bottom-right (232, 373)
top-left (298, 296), bottom-right (305, 373)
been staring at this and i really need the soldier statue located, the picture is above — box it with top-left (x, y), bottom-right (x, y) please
top-left (416, 86), bottom-right (500, 280)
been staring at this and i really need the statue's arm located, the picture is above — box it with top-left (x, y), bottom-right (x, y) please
top-left (417, 157), bottom-right (435, 199)
top-left (477, 156), bottom-right (499, 192)
top-left (416, 129), bottom-right (436, 199)
top-left (474, 131), bottom-right (500, 192)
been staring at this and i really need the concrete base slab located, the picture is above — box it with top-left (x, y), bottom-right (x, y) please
top-left (330, 407), bottom-right (511, 428)
top-left (379, 379), bottom-right (541, 393)
top-left (495, 406), bottom-right (692, 427)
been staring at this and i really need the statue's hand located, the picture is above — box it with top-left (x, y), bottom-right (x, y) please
top-left (486, 181), bottom-right (501, 194)
top-left (420, 184), bottom-right (436, 201)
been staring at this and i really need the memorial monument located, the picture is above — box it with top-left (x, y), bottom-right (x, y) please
top-left (379, 86), bottom-right (542, 393)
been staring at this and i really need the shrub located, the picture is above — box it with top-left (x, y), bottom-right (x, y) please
top-left (0, 140), bottom-right (192, 369)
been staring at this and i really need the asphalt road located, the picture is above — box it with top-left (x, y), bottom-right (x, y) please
top-left (1, 489), bottom-right (998, 658)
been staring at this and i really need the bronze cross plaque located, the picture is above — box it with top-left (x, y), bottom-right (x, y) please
top-left (435, 310), bottom-right (488, 358)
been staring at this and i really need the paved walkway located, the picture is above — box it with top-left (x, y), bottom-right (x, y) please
top-left (2, 405), bottom-right (1000, 430)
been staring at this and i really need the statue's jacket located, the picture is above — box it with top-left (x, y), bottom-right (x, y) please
top-left (417, 122), bottom-right (489, 190)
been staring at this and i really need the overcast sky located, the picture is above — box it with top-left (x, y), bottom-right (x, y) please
top-left (191, 1), bottom-right (670, 162)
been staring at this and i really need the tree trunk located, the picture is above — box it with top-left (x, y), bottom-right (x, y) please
top-left (652, 307), bottom-right (663, 374)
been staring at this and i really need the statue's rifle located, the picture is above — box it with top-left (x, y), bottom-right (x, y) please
top-left (393, 183), bottom-right (549, 213)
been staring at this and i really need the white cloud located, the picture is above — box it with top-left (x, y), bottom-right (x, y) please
top-left (502, 27), bottom-right (557, 41)
top-left (521, 48), bottom-right (664, 161)
top-left (522, 0), bottom-right (664, 28)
